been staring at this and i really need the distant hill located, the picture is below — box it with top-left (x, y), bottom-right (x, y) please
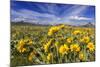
top-left (11, 21), bottom-right (95, 28)
top-left (79, 22), bottom-right (95, 28)
top-left (11, 21), bottom-right (51, 26)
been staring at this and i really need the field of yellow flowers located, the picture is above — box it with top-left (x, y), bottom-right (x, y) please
top-left (11, 24), bottom-right (95, 67)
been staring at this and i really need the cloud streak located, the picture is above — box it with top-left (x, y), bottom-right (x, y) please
top-left (11, 9), bottom-right (61, 25)
top-left (69, 16), bottom-right (92, 20)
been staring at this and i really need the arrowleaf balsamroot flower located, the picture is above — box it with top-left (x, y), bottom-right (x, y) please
top-left (28, 51), bottom-right (36, 62)
top-left (81, 36), bottom-right (90, 43)
top-left (18, 47), bottom-right (26, 53)
top-left (87, 42), bottom-right (95, 52)
top-left (48, 25), bottom-right (65, 36)
top-left (73, 30), bottom-right (81, 35)
top-left (58, 24), bottom-right (65, 29)
top-left (66, 37), bottom-right (73, 43)
top-left (48, 26), bottom-right (60, 36)
top-left (79, 52), bottom-right (84, 60)
top-left (47, 53), bottom-right (53, 61)
top-left (70, 44), bottom-right (80, 52)
top-left (44, 39), bottom-right (52, 52)
top-left (59, 44), bottom-right (69, 55)
top-left (16, 39), bottom-right (26, 53)
top-left (44, 44), bottom-right (49, 52)
top-left (18, 39), bottom-right (25, 46)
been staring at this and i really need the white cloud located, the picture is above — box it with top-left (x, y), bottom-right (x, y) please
top-left (69, 16), bottom-right (92, 20)
top-left (59, 6), bottom-right (93, 25)
top-left (11, 9), bottom-right (60, 24)
top-left (62, 6), bottom-right (88, 17)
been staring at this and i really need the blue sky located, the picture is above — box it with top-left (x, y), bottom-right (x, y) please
top-left (11, 1), bottom-right (95, 25)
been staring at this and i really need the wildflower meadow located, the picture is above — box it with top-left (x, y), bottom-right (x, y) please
top-left (11, 24), bottom-right (95, 66)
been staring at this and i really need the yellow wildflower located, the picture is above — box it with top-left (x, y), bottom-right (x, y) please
top-left (47, 39), bottom-right (52, 46)
top-left (59, 24), bottom-right (65, 29)
top-left (66, 37), bottom-right (73, 43)
top-left (48, 31), bottom-right (53, 36)
top-left (48, 24), bottom-right (65, 36)
top-left (59, 44), bottom-right (69, 54)
top-left (81, 36), bottom-right (90, 43)
top-left (21, 48), bottom-right (26, 53)
top-left (44, 44), bottom-right (49, 52)
top-left (28, 51), bottom-right (35, 62)
top-left (17, 44), bottom-right (27, 53)
top-left (48, 26), bottom-right (60, 36)
top-left (44, 39), bottom-right (53, 52)
top-left (87, 42), bottom-right (95, 52)
top-left (70, 44), bottom-right (80, 52)
top-left (47, 53), bottom-right (53, 61)
top-left (20, 48), bottom-right (26, 53)
top-left (79, 52), bottom-right (84, 60)
top-left (17, 39), bottom-right (26, 53)
top-left (76, 46), bottom-right (80, 52)
top-left (73, 30), bottom-right (81, 35)
top-left (18, 39), bottom-right (25, 46)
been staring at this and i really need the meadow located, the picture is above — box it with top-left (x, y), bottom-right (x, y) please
top-left (11, 23), bottom-right (95, 67)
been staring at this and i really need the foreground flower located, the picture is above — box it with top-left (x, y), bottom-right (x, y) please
top-left (28, 51), bottom-right (36, 62)
top-left (16, 39), bottom-right (26, 53)
top-left (81, 36), bottom-right (90, 43)
top-left (47, 53), bottom-right (53, 61)
top-left (48, 25), bottom-right (65, 36)
top-left (70, 44), bottom-right (80, 52)
top-left (48, 26), bottom-right (60, 36)
top-left (59, 44), bottom-right (69, 55)
top-left (17, 47), bottom-right (26, 53)
top-left (44, 39), bottom-right (52, 52)
top-left (87, 42), bottom-right (95, 52)
top-left (18, 39), bottom-right (25, 46)
top-left (44, 44), bottom-right (49, 52)
top-left (79, 52), bottom-right (84, 61)
top-left (66, 37), bottom-right (73, 43)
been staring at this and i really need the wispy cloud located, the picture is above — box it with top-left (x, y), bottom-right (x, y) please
top-left (11, 9), bottom-right (61, 25)
top-left (69, 16), bottom-right (92, 20)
